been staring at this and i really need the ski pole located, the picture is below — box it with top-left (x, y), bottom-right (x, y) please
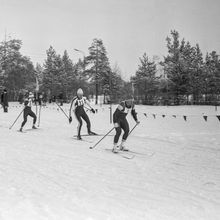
top-left (9, 108), bottom-right (24, 129)
top-left (38, 105), bottom-right (42, 127)
top-left (55, 102), bottom-right (69, 120)
top-left (89, 127), bottom-right (114, 149)
top-left (128, 122), bottom-right (139, 136)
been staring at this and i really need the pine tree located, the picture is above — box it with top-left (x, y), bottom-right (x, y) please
top-left (86, 39), bottom-right (111, 104)
top-left (0, 38), bottom-right (35, 100)
top-left (132, 53), bottom-right (157, 104)
top-left (162, 30), bottom-right (195, 104)
top-left (110, 64), bottom-right (126, 101)
top-left (189, 44), bottom-right (204, 103)
top-left (42, 46), bottom-right (64, 99)
top-left (74, 57), bottom-right (90, 94)
top-left (203, 51), bottom-right (220, 102)
top-left (61, 50), bottom-right (76, 99)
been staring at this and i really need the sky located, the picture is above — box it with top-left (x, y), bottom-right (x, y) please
top-left (0, 0), bottom-right (220, 79)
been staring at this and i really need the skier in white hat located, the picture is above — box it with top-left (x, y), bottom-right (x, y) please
top-left (69, 88), bottom-right (96, 140)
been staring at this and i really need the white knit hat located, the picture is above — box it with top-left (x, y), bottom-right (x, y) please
top-left (29, 92), bottom-right (34, 98)
top-left (77, 88), bottom-right (83, 96)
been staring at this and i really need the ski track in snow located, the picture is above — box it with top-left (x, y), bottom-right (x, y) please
top-left (0, 103), bottom-right (220, 220)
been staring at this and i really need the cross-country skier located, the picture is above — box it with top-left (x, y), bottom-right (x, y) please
top-left (69, 88), bottom-right (96, 140)
top-left (112, 99), bottom-right (140, 153)
top-left (19, 91), bottom-right (37, 132)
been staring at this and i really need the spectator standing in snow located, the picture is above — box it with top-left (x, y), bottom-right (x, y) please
top-left (1, 89), bottom-right (9, 113)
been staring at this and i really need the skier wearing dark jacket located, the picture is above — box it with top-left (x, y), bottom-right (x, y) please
top-left (19, 92), bottom-right (37, 132)
top-left (1, 89), bottom-right (9, 112)
top-left (113, 99), bottom-right (139, 153)
top-left (69, 88), bottom-right (96, 140)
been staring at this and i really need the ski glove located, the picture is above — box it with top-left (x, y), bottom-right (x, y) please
top-left (114, 122), bottom-right (120, 128)
top-left (69, 116), bottom-right (72, 123)
top-left (91, 108), bottom-right (96, 114)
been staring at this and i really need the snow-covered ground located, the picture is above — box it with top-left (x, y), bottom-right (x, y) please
top-left (0, 103), bottom-right (220, 220)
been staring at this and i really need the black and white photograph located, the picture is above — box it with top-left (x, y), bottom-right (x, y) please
top-left (0, 0), bottom-right (220, 219)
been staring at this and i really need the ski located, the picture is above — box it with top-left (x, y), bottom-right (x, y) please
top-left (73, 133), bottom-right (100, 137)
top-left (118, 152), bottom-right (135, 159)
top-left (72, 137), bottom-right (93, 143)
top-left (105, 149), bottom-right (135, 159)
top-left (74, 133), bottom-right (115, 137)
top-left (17, 130), bottom-right (27, 133)
top-left (17, 128), bottom-right (42, 133)
top-left (24, 128), bottom-right (41, 132)
top-left (124, 150), bottom-right (155, 157)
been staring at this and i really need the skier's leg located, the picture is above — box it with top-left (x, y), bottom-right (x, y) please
top-left (121, 119), bottom-right (129, 140)
top-left (113, 125), bottom-right (122, 153)
top-left (20, 108), bottom-right (28, 131)
top-left (3, 105), bottom-right (7, 112)
top-left (114, 127), bottom-right (122, 143)
top-left (75, 112), bottom-right (83, 139)
top-left (29, 110), bottom-right (37, 128)
top-left (81, 112), bottom-right (92, 134)
top-left (120, 119), bottom-right (130, 151)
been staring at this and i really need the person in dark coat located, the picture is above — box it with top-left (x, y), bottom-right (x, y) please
top-left (1, 89), bottom-right (9, 112)
top-left (18, 91), bottom-right (24, 104)
top-left (58, 92), bottom-right (64, 106)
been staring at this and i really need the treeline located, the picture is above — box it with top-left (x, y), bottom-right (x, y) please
top-left (0, 30), bottom-right (220, 105)
top-left (0, 38), bottom-right (129, 103)
top-left (132, 30), bottom-right (220, 105)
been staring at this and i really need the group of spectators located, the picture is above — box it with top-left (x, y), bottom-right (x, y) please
top-left (0, 89), bottom-right (65, 113)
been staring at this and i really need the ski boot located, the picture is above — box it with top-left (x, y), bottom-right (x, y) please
top-left (120, 140), bottom-right (129, 151)
top-left (77, 135), bottom-right (82, 140)
top-left (112, 143), bottom-right (120, 153)
top-left (88, 131), bottom-right (97, 135)
top-left (32, 125), bottom-right (37, 129)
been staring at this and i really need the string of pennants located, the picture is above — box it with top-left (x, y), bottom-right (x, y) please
top-left (8, 105), bottom-right (220, 122)
top-left (10, 105), bottom-right (70, 112)
top-left (9, 105), bottom-right (97, 113)
top-left (143, 113), bottom-right (220, 122)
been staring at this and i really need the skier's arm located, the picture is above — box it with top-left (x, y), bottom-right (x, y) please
top-left (117, 101), bottom-right (125, 111)
top-left (69, 97), bottom-right (76, 123)
top-left (131, 106), bottom-right (139, 123)
top-left (113, 102), bottom-right (125, 125)
top-left (113, 109), bottom-right (120, 123)
top-left (69, 99), bottom-right (74, 117)
top-left (24, 99), bottom-right (29, 107)
top-left (85, 98), bottom-right (95, 113)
